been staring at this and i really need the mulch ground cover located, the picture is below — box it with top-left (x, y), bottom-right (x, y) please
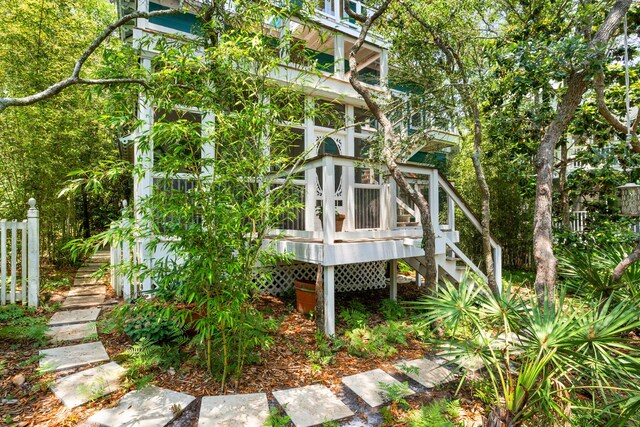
top-left (1, 267), bottom-right (484, 427)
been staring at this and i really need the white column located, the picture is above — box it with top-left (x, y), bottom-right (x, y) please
top-left (416, 271), bottom-right (422, 287)
top-left (390, 179), bottom-right (397, 229)
top-left (27, 199), bottom-right (39, 308)
top-left (322, 156), bottom-right (336, 244)
top-left (334, 34), bottom-right (345, 79)
top-left (389, 260), bottom-right (397, 301)
top-left (447, 194), bottom-right (455, 231)
top-left (429, 170), bottom-right (440, 232)
top-left (494, 246), bottom-right (502, 293)
top-left (304, 97), bottom-right (317, 231)
top-left (136, 58), bottom-right (154, 292)
top-left (345, 105), bottom-right (355, 230)
top-left (21, 220), bottom-right (26, 304)
top-left (137, 0), bottom-right (149, 29)
top-left (323, 265), bottom-right (335, 336)
top-left (380, 49), bottom-right (389, 88)
top-left (201, 112), bottom-right (215, 181)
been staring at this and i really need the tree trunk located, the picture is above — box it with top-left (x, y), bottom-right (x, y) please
top-left (612, 240), bottom-right (640, 283)
top-left (487, 406), bottom-right (515, 427)
top-left (533, 0), bottom-right (632, 307)
top-left (559, 142), bottom-right (570, 229)
top-left (469, 101), bottom-right (496, 293)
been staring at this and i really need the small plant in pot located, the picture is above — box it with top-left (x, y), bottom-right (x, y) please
top-left (316, 205), bottom-right (346, 231)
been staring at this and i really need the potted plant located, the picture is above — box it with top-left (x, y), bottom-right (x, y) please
top-left (293, 279), bottom-right (316, 314)
top-left (316, 205), bottom-right (346, 231)
top-left (397, 210), bottom-right (411, 223)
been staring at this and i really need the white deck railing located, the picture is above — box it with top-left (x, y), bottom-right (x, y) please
top-left (270, 154), bottom-right (502, 285)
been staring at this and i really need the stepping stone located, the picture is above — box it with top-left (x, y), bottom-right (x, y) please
top-left (46, 322), bottom-right (97, 342)
top-left (61, 294), bottom-right (105, 309)
top-left (48, 307), bottom-right (101, 326)
top-left (88, 386), bottom-right (195, 427)
top-left (395, 359), bottom-right (453, 388)
top-left (75, 273), bottom-right (99, 280)
top-left (51, 362), bottom-right (125, 408)
top-left (82, 263), bottom-right (106, 268)
top-left (68, 285), bottom-right (106, 297)
top-left (438, 351), bottom-right (484, 372)
top-left (272, 384), bottom-right (353, 427)
top-left (342, 368), bottom-right (414, 408)
top-left (199, 393), bottom-right (269, 427)
top-left (39, 341), bottom-right (109, 372)
top-left (74, 277), bottom-right (101, 286)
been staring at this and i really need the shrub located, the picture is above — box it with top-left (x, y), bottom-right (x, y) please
top-left (115, 299), bottom-right (185, 345)
top-left (339, 307), bottom-right (369, 330)
top-left (380, 298), bottom-right (406, 321)
top-left (411, 278), bottom-right (640, 426)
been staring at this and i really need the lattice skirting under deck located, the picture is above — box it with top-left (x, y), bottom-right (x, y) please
top-left (261, 261), bottom-right (388, 296)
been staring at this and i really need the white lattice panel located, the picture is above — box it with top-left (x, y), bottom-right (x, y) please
top-left (262, 261), bottom-right (387, 295)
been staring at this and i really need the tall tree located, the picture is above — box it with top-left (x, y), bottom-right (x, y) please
top-left (530, 0), bottom-right (633, 304)
top-left (345, 0), bottom-right (439, 289)
top-left (392, 0), bottom-right (499, 293)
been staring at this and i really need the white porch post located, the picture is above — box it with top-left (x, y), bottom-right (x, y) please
top-left (389, 260), bottom-right (397, 301)
top-left (322, 156), bottom-right (336, 244)
top-left (447, 194), bottom-right (455, 230)
top-left (136, 57), bottom-right (154, 293)
top-left (345, 105), bottom-right (355, 230)
top-left (380, 49), bottom-right (389, 88)
top-left (27, 198), bottom-right (39, 307)
top-left (389, 178), bottom-right (397, 229)
top-left (429, 170), bottom-right (440, 232)
top-left (323, 265), bottom-right (335, 336)
top-left (494, 246), bottom-right (502, 293)
top-left (334, 34), bottom-right (345, 80)
top-left (304, 97), bottom-right (316, 231)
top-left (416, 271), bottom-right (422, 287)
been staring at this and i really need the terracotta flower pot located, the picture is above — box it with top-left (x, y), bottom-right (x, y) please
top-left (335, 214), bottom-right (346, 231)
top-left (294, 279), bottom-right (316, 315)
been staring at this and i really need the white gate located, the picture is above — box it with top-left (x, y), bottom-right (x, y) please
top-left (1, 198), bottom-right (39, 307)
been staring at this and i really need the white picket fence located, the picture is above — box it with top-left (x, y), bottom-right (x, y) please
top-left (110, 201), bottom-right (149, 301)
top-left (1, 198), bottom-right (39, 307)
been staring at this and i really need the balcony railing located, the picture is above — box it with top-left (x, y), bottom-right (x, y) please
top-left (269, 154), bottom-right (502, 284)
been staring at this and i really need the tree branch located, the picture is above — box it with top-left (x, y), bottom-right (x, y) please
top-left (594, 70), bottom-right (640, 151)
top-left (0, 8), bottom-right (180, 115)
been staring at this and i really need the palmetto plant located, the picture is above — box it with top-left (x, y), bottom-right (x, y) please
top-left (411, 277), bottom-right (640, 427)
top-left (557, 243), bottom-right (640, 302)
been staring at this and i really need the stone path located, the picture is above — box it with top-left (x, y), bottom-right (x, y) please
top-left (41, 251), bottom-right (469, 426)
top-left (41, 250), bottom-right (128, 411)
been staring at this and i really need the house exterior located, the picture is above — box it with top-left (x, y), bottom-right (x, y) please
top-left (113, 0), bottom-right (502, 335)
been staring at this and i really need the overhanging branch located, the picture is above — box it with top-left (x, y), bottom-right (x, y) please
top-left (0, 8), bottom-right (180, 115)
